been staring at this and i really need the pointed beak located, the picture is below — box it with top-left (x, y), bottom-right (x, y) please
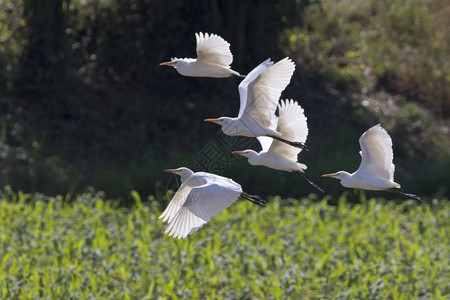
top-left (204, 118), bottom-right (220, 123)
top-left (164, 169), bottom-right (179, 173)
top-left (232, 151), bottom-right (248, 155)
top-left (321, 173), bottom-right (338, 178)
top-left (160, 61), bottom-right (176, 66)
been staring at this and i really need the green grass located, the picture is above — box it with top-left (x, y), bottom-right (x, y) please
top-left (0, 190), bottom-right (449, 299)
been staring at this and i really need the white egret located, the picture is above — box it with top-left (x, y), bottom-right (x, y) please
top-left (321, 124), bottom-right (421, 201)
top-left (232, 99), bottom-right (324, 193)
top-left (159, 32), bottom-right (241, 78)
top-left (160, 167), bottom-right (266, 239)
top-left (204, 57), bottom-right (306, 149)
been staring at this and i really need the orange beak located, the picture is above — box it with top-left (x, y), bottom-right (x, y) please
top-left (204, 118), bottom-right (220, 123)
top-left (232, 151), bottom-right (248, 155)
top-left (159, 61), bottom-right (176, 66)
top-left (164, 169), bottom-right (180, 173)
top-left (321, 173), bottom-right (339, 178)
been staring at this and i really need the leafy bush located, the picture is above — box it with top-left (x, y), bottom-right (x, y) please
top-left (281, 0), bottom-right (450, 116)
top-left (0, 190), bottom-right (449, 298)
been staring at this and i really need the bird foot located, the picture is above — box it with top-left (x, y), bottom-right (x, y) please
top-left (299, 172), bottom-right (326, 193)
top-left (288, 141), bottom-right (309, 151)
top-left (241, 192), bottom-right (267, 207)
top-left (266, 135), bottom-right (309, 151)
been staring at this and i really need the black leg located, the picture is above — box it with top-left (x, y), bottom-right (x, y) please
top-left (241, 192), bottom-right (267, 207)
top-left (267, 135), bottom-right (309, 151)
top-left (298, 171), bottom-right (326, 193)
top-left (387, 188), bottom-right (422, 201)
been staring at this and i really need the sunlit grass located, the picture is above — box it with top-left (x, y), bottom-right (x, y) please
top-left (0, 191), bottom-right (449, 299)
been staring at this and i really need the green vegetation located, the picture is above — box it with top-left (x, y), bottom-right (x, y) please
top-left (0, 190), bottom-right (448, 298)
top-left (282, 0), bottom-right (450, 117)
top-left (1, 2), bottom-right (448, 298)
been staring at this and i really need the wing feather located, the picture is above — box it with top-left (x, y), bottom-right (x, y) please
top-left (238, 59), bottom-right (274, 118)
top-left (159, 183), bottom-right (192, 223)
top-left (240, 58), bottom-right (295, 127)
top-left (196, 32), bottom-right (233, 66)
top-left (163, 173), bottom-right (243, 239)
top-left (356, 124), bottom-right (395, 180)
top-left (267, 99), bottom-right (308, 161)
top-left (160, 171), bottom-right (206, 223)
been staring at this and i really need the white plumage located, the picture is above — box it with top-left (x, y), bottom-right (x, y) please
top-left (159, 32), bottom-right (240, 77)
top-left (233, 99), bottom-right (308, 172)
top-left (160, 167), bottom-right (265, 239)
top-left (204, 57), bottom-right (304, 150)
top-left (356, 124), bottom-right (396, 182)
top-left (232, 99), bottom-right (324, 193)
top-left (322, 124), bottom-right (421, 200)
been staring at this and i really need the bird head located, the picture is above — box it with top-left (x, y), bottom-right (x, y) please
top-left (232, 150), bottom-right (251, 158)
top-left (232, 150), bottom-right (260, 165)
top-left (204, 117), bottom-right (233, 127)
top-left (321, 171), bottom-right (348, 180)
top-left (159, 59), bottom-right (178, 68)
top-left (164, 167), bottom-right (194, 182)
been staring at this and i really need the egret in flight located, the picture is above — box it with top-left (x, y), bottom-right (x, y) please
top-left (321, 124), bottom-right (421, 201)
top-left (204, 57), bottom-right (305, 149)
top-left (159, 32), bottom-right (241, 78)
top-left (232, 99), bottom-right (324, 193)
top-left (160, 167), bottom-right (266, 239)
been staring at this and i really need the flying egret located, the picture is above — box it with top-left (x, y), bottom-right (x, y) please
top-left (159, 32), bottom-right (241, 78)
top-left (204, 57), bottom-right (306, 149)
top-left (232, 99), bottom-right (324, 193)
top-left (321, 124), bottom-right (421, 201)
top-left (160, 167), bottom-right (266, 239)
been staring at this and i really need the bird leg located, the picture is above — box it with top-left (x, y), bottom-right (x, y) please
top-left (241, 192), bottom-right (267, 207)
top-left (387, 188), bottom-right (422, 201)
top-left (297, 171), bottom-right (326, 193)
top-left (266, 135), bottom-right (309, 150)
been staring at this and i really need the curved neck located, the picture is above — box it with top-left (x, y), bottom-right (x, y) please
top-left (338, 171), bottom-right (354, 187)
top-left (245, 150), bottom-right (262, 166)
top-left (179, 169), bottom-right (194, 183)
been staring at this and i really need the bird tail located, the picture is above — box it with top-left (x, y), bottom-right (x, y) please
top-left (297, 171), bottom-right (326, 194)
top-left (387, 188), bottom-right (422, 201)
top-left (241, 192), bottom-right (267, 207)
top-left (297, 162), bottom-right (307, 171)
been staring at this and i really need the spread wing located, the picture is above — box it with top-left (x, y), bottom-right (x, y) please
top-left (196, 32), bottom-right (233, 66)
top-left (238, 58), bottom-right (274, 118)
top-left (159, 174), bottom-right (205, 224)
top-left (240, 57), bottom-right (295, 127)
top-left (163, 173), bottom-right (242, 239)
top-left (267, 99), bottom-right (308, 161)
top-left (356, 124), bottom-right (395, 180)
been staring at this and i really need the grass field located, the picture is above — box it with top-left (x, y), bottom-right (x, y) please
top-left (0, 190), bottom-right (449, 299)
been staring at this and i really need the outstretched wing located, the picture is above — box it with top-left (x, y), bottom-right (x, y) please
top-left (159, 174), bottom-right (205, 224)
top-left (238, 58), bottom-right (274, 118)
top-left (356, 124), bottom-right (395, 180)
top-left (196, 32), bottom-right (233, 66)
top-left (267, 99), bottom-right (308, 161)
top-left (240, 57), bottom-right (295, 127)
top-left (164, 174), bottom-right (242, 239)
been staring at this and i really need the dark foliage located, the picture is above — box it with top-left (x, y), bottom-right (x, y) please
top-left (1, 0), bottom-right (448, 199)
